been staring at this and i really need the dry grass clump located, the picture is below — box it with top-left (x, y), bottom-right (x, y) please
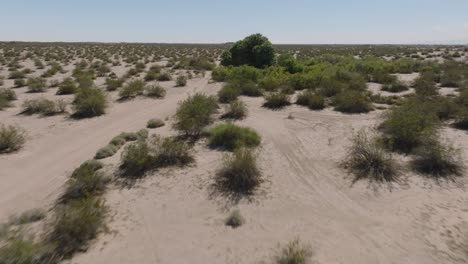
top-left (144, 84), bottom-right (166, 98)
top-left (105, 78), bottom-right (124, 91)
top-left (264, 92), bottom-right (291, 109)
top-left (344, 130), bottom-right (399, 183)
top-left (0, 124), bottom-right (25, 153)
top-left (176, 75), bottom-right (188, 87)
top-left (411, 140), bottom-right (464, 178)
top-left (222, 100), bottom-right (248, 119)
top-left (48, 197), bottom-right (106, 258)
top-left (120, 136), bottom-right (193, 177)
top-left (9, 209), bottom-right (45, 226)
top-left (56, 78), bottom-right (77, 95)
top-left (22, 98), bottom-right (68, 115)
top-left (216, 148), bottom-right (261, 195)
top-left (275, 238), bottom-right (313, 264)
top-left (147, 118), bottom-right (165, 129)
top-left (0, 88), bottom-right (16, 110)
top-left (26, 77), bottom-right (47, 93)
top-left (225, 209), bottom-right (245, 228)
top-left (119, 79), bottom-right (145, 99)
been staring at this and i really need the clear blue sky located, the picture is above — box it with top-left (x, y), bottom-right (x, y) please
top-left (1, 0), bottom-right (467, 44)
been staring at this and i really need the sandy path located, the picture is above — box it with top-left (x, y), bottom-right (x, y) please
top-left (0, 74), bottom-right (221, 221)
top-left (71, 97), bottom-right (468, 264)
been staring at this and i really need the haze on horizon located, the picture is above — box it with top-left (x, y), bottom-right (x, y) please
top-left (1, 0), bottom-right (468, 45)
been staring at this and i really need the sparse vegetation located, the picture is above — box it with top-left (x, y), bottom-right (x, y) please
top-left (411, 140), bottom-right (464, 178)
top-left (147, 118), bottom-right (165, 129)
top-left (225, 209), bottom-right (245, 228)
top-left (216, 148), bottom-right (261, 195)
top-left (22, 98), bottom-right (67, 115)
top-left (176, 75), bottom-right (188, 86)
top-left (144, 84), bottom-right (166, 98)
top-left (275, 238), bottom-right (313, 264)
top-left (344, 130), bottom-right (399, 182)
top-left (0, 124), bottom-right (26, 153)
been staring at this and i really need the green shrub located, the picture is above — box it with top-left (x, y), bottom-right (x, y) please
top-left (8, 70), bottom-right (25, 79)
top-left (62, 161), bottom-right (108, 202)
top-left (119, 79), bottom-right (145, 99)
top-left (72, 87), bottom-right (107, 117)
top-left (0, 237), bottom-right (48, 264)
top-left (56, 78), bottom-right (77, 95)
top-left (174, 93), bottom-right (218, 136)
top-left (144, 84), bottom-right (166, 98)
top-left (0, 88), bottom-right (16, 102)
top-left (296, 90), bottom-right (325, 110)
top-left (275, 238), bottom-right (313, 264)
top-left (225, 209), bottom-right (244, 228)
top-left (411, 140), bottom-right (464, 177)
top-left (157, 72), bottom-right (172, 81)
top-left (14, 78), bottom-right (26, 88)
top-left (0, 124), bottom-right (25, 153)
top-left (176, 75), bottom-right (188, 87)
top-left (240, 81), bottom-right (263, 97)
top-left (218, 83), bottom-right (240, 103)
top-left (48, 198), bottom-right (106, 258)
top-left (208, 123), bottom-right (261, 151)
top-left (94, 144), bottom-right (119, 159)
top-left (26, 77), bottom-right (47, 93)
top-left (150, 136), bottom-right (193, 167)
top-left (221, 33), bottom-right (275, 68)
top-left (333, 90), bottom-right (372, 113)
top-left (263, 92), bottom-right (291, 109)
top-left (223, 100), bottom-right (248, 119)
top-left (105, 78), bottom-right (124, 91)
top-left (381, 80), bottom-right (409, 93)
top-left (120, 140), bottom-right (152, 176)
top-left (216, 148), bottom-right (261, 195)
top-left (147, 118), bottom-right (165, 129)
top-left (344, 130), bottom-right (399, 182)
top-left (380, 98), bottom-right (439, 153)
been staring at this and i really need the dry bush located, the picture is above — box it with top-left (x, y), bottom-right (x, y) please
top-left (275, 238), bottom-right (313, 264)
top-left (225, 209), bottom-right (245, 228)
top-left (0, 124), bottom-right (25, 153)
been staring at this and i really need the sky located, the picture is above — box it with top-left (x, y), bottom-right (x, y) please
top-left (1, 0), bottom-right (467, 44)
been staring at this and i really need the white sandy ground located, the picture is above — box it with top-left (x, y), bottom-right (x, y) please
top-left (2, 69), bottom-right (468, 263)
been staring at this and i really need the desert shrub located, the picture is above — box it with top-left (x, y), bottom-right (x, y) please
top-left (72, 87), bottom-right (107, 117)
top-left (221, 33), bottom-right (275, 68)
top-left (380, 98), bottom-right (440, 152)
top-left (147, 118), bottom-right (165, 129)
top-left (0, 124), bottom-right (25, 153)
top-left (216, 148), bottom-right (261, 195)
top-left (317, 78), bottom-right (346, 97)
top-left (22, 98), bottom-right (67, 115)
top-left (208, 123), bottom-right (261, 151)
top-left (0, 88), bottom-right (16, 101)
top-left (120, 140), bottom-right (152, 176)
top-left (49, 79), bottom-right (60, 88)
top-left (413, 73), bottom-right (438, 97)
top-left (0, 237), bottom-right (48, 264)
top-left (62, 161), bottom-right (108, 202)
top-left (225, 209), bottom-right (244, 228)
top-left (105, 78), bottom-right (124, 91)
top-left (120, 136), bottom-right (192, 177)
top-left (212, 66), bottom-right (231, 82)
top-left (56, 78), bottom-right (77, 95)
top-left (344, 130), bottom-right (399, 182)
top-left (218, 83), bottom-right (240, 103)
top-left (144, 70), bottom-right (159, 82)
top-left (144, 84), bottom-right (166, 98)
top-left (48, 198), bottom-right (105, 258)
top-left (223, 100), bottom-right (248, 119)
top-left (240, 81), bottom-right (263, 96)
top-left (174, 93), bottom-right (218, 136)
top-left (157, 72), bottom-right (172, 81)
top-left (333, 90), bottom-right (372, 113)
top-left (94, 144), bottom-right (119, 159)
top-left (119, 79), bottom-right (145, 99)
top-left (381, 80), bottom-right (409, 93)
top-left (26, 77), bottom-right (47, 93)
top-left (8, 70), bottom-right (25, 79)
top-left (275, 238), bottom-right (313, 264)
top-left (10, 209), bottom-right (45, 225)
top-left (296, 90), bottom-right (325, 110)
top-left (411, 140), bottom-right (464, 177)
top-left (176, 75), bottom-right (187, 87)
top-left (150, 136), bottom-right (193, 167)
top-left (14, 78), bottom-right (26, 88)
top-left (263, 92), bottom-right (291, 109)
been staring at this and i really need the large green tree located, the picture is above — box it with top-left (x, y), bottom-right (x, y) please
top-left (221, 34), bottom-right (275, 68)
